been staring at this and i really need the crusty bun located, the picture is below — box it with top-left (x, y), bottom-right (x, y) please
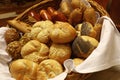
top-left (83, 7), bottom-right (97, 26)
top-left (21, 40), bottom-right (49, 63)
top-left (68, 8), bottom-right (83, 25)
top-left (37, 59), bottom-right (63, 80)
top-left (72, 36), bottom-right (98, 58)
top-left (50, 21), bottom-right (76, 43)
top-left (9, 59), bottom-right (38, 80)
top-left (75, 22), bottom-right (97, 38)
top-left (30, 20), bottom-right (54, 43)
top-left (6, 41), bottom-right (22, 60)
top-left (73, 58), bottom-right (84, 66)
top-left (4, 28), bottom-right (20, 44)
top-left (49, 43), bottom-right (71, 64)
top-left (60, 1), bottom-right (72, 16)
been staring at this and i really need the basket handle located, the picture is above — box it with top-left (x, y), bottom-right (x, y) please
top-left (14, 0), bottom-right (53, 20)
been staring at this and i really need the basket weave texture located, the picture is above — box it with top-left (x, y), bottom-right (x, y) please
top-left (7, 0), bottom-right (109, 80)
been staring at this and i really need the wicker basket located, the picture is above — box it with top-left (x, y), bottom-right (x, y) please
top-left (7, 0), bottom-right (109, 80)
top-left (7, 0), bottom-right (109, 33)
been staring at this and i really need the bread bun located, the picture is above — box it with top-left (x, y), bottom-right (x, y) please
top-left (4, 28), bottom-right (20, 44)
top-left (72, 36), bottom-right (98, 58)
top-left (68, 8), bottom-right (83, 25)
top-left (6, 41), bottom-right (22, 60)
top-left (49, 43), bottom-right (71, 64)
top-left (31, 20), bottom-right (54, 43)
top-left (60, 1), bottom-right (72, 16)
top-left (21, 40), bottom-right (49, 63)
top-left (83, 7), bottom-right (97, 26)
top-left (73, 58), bottom-right (84, 66)
top-left (37, 59), bottom-right (63, 80)
top-left (9, 59), bottom-right (38, 80)
top-left (75, 22), bottom-right (97, 38)
top-left (50, 21), bottom-right (76, 43)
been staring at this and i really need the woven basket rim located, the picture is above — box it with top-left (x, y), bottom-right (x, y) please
top-left (13, 0), bottom-right (109, 21)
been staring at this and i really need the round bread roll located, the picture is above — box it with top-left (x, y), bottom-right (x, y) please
top-left (68, 8), bottom-right (83, 25)
top-left (6, 41), bottom-right (22, 60)
top-left (83, 7), bottom-right (97, 26)
top-left (75, 22), bottom-right (97, 38)
top-left (21, 40), bottom-right (49, 63)
top-left (31, 20), bottom-right (54, 43)
top-left (4, 28), bottom-right (20, 44)
top-left (49, 43), bottom-right (71, 64)
top-left (60, 1), bottom-right (72, 16)
top-left (37, 59), bottom-right (63, 80)
top-left (9, 59), bottom-right (38, 80)
top-left (50, 21), bottom-right (76, 43)
top-left (72, 36), bottom-right (99, 58)
top-left (73, 58), bottom-right (84, 66)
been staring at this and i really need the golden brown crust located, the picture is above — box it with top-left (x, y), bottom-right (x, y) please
top-left (73, 58), bottom-right (84, 66)
top-left (49, 43), bottom-right (71, 64)
top-left (4, 28), bottom-right (20, 44)
top-left (37, 59), bottom-right (63, 80)
top-left (9, 59), bottom-right (38, 80)
top-left (6, 41), bottom-right (22, 60)
top-left (72, 36), bottom-right (98, 58)
top-left (50, 21), bottom-right (77, 43)
top-left (21, 40), bottom-right (49, 63)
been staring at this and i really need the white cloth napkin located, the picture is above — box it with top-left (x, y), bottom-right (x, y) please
top-left (0, 27), bottom-right (15, 80)
top-left (0, 16), bottom-right (120, 80)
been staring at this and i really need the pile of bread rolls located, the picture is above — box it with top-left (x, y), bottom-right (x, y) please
top-left (5, 0), bottom-right (103, 80)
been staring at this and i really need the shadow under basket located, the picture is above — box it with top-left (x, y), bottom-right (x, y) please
top-left (7, 0), bottom-right (109, 80)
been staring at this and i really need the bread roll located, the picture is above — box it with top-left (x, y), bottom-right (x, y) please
top-left (83, 7), bottom-right (97, 26)
top-left (37, 59), bottom-right (63, 80)
top-left (68, 8), bottom-right (83, 26)
top-left (72, 36), bottom-right (98, 58)
top-left (49, 43), bottom-right (71, 64)
top-left (5, 28), bottom-right (20, 44)
top-left (9, 59), bottom-right (38, 80)
top-left (30, 20), bottom-right (54, 43)
top-left (73, 58), bottom-right (84, 66)
top-left (21, 40), bottom-right (49, 63)
top-left (60, 1), bottom-right (72, 16)
top-left (50, 21), bottom-right (76, 43)
top-left (6, 41), bottom-right (22, 60)
top-left (71, 0), bottom-right (87, 9)
top-left (75, 22), bottom-right (97, 38)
